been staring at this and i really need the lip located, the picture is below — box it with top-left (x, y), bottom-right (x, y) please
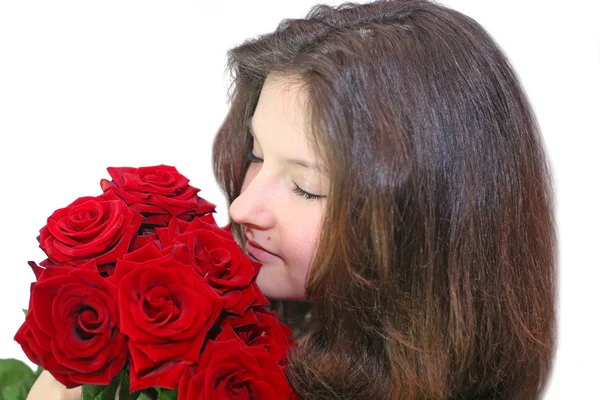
top-left (245, 239), bottom-right (279, 263)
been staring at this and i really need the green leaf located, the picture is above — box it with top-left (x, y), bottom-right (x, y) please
top-left (134, 392), bottom-right (154, 400)
top-left (2, 384), bottom-right (31, 400)
top-left (22, 309), bottom-right (28, 316)
top-left (0, 358), bottom-right (35, 386)
top-left (81, 384), bottom-right (104, 400)
top-left (0, 358), bottom-right (37, 400)
top-left (101, 381), bottom-right (120, 400)
top-left (118, 372), bottom-right (131, 399)
top-left (158, 388), bottom-right (178, 400)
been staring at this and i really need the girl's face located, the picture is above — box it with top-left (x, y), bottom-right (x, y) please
top-left (229, 74), bottom-right (328, 301)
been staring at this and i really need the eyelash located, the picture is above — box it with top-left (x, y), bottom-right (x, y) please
top-left (292, 185), bottom-right (322, 201)
top-left (246, 150), bottom-right (323, 201)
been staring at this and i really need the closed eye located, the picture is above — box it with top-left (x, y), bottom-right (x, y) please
top-left (247, 149), bottom-right (323, 201)
top-left (292, 185), bottom-right (323, 201)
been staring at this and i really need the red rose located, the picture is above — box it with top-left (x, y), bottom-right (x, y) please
top-left (224, 308), bottom-right (294, 365)
top-left (14, 262), bottom-right (126, 387)
top-left (148, 215), bottom-right (191, 251)
top-left (100, 165), bottom-right (215, 227)
top-left (111, 243), bottom-right (225, 392)
top-left (218, 282), bottom-right (270, 316)
top-left (171, 214), bottom-right (259, 287)
top-left (162, 214), bottom-right (267, 315)
top-left (38, 192), bottom-right (142, 275)
top-left (178, 325), bottom-right (296, 400)
top-left (130, 231), bottom-right (161, 251)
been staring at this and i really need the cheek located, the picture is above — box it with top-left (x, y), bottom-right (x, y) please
top-left (281, 212), bottom-right (323, 276)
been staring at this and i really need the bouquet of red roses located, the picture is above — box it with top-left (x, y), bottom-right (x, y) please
top-left (12, 165), bottom-right (296, 400)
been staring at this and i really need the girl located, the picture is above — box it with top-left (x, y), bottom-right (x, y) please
top-left (214, 0), bottom-right (556, 398)
top-left (29, 0), bottom-right (556, 398)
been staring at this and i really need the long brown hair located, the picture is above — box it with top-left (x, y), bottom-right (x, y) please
top-left (212, 0), bottom-right (556, 398)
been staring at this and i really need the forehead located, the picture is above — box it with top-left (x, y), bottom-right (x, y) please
top-left (251, 73), bottom-right (319, 150)
top-left (253, 74), bottom-right (309, 130)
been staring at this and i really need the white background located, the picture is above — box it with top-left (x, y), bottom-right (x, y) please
top-left (0, 1), bottom-right (598, 398)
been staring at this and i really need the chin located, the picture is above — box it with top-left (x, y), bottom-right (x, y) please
top-left (255, 264), bottom-right (309, 301)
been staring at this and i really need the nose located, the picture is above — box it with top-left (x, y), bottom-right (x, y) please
top-left (229, 169), bottom-right (276, 230)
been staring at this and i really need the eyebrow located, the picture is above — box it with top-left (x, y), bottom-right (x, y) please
top-left (247, 119), bottom-right (326, 175)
